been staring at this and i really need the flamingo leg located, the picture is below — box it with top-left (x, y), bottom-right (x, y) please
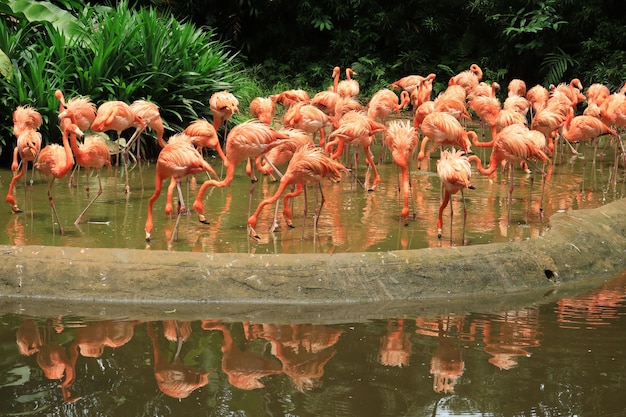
top-left (47, 178), bottom-right (64, 235)
top-left (507, 162), bottom-right (515, 225)
top-left (75, 171), bottom-right (103, 225)
top-left (437, 191), bottom-right (451, 239)
top-left (6, 164), bottom-right (26, 213)
top-left (169, 182), bottom-right (186, 249)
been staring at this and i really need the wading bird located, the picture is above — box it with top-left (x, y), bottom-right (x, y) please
top-left (34, 124), bottom-right (81, 234)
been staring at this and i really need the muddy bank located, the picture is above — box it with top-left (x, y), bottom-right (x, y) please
top-left (1, 198), bottom-right (625, 322)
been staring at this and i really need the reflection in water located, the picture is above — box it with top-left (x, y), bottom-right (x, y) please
top-left (3, 272), bottom-right (626, 415)
top-left (147, 321), bottom-right (211, 398)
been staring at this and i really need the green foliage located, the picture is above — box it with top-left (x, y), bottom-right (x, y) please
top-left (541, 48), bottom-right (577, 86)
top-left (0, 49), bottom-right (11, 80)
top-left (0, 0), bottom-right (246, 162)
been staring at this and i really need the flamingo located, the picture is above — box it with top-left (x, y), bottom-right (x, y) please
top-left (331, 66), bottom-right (341, 92)
top-left (384, 120), bottom-right (419, 224)
top-left (311, 90), bottom-right (342, 118)
top-left (162, 126), bottom-right (220, 217)
top-left (468, 123), bottom-right (550, 223)
top-left (367, 89), bottom-right (411, 124)
top-left (337, 67), bottom-right (359, 98)
top-left (256, 128), bottom-right (315, 182)
top-left (34, 124), bottom-right (81, 234)
top-left (6, 106), bottom-right (43, 213)
top-left (209, 90), bottom-right (239, 132)
top-left (324, 111), bottom-right (387, 191)
top-left (192, 120), bottom-right (287, 225)
top-left (270, 89), bottom-right (310, 110)
top-left (417, 111), bottom-right (476, 166)
top-left (55, 90), bottom-right (98, 187)
top-left (129, 100), bottom-right (166, 148)
top-left (436, 149), bottom-right (475, 239)
top-left (90, 100), bottom-right (146, 193)
top-left (391, 74), bottom-right (425, 93)
top-left (247, 146), bottom-right (347, 239)
top-left (450, 63), bottom-right (483, 94)
top-left (249, 96), bottom-right (276, 125)
top-left (55, 90), bottom-right (97, 133)
top-left (562, 106), bottom-right (618, 164)
top-left (283, 102), bottom-right (331, 147)
top-left (526, 84), bottom-right (550, 119)
top-left (144, 139), bottom-right (218, 245)
top-left (62, 110), bottom-right (113, 225)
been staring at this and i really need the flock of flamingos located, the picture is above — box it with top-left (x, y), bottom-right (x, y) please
top-left (4, 63), bottom-right (626, 245)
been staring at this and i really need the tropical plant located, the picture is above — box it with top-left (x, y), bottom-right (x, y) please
top-left (0, 0), bottom-right (247, 163)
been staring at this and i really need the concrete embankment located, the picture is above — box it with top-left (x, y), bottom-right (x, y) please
top-left (1, 198), bottom-right (625, 322)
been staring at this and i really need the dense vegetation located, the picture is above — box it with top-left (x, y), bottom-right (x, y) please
top-left (1, 0), bottom-right (625, 165)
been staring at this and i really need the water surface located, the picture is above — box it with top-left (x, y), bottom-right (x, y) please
top-left (2, 128), bottom-right (623, 253)
top-left (1, 270), bottom-right (625, 416)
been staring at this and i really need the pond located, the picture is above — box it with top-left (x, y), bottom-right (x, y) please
top-left (1, 270), bottom-right (625, 416)
top-left (1, 122), bottom-right (624, 253)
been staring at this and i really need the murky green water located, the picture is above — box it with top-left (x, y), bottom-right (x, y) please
top-left (1, 270), bottom-right (625, 416)
top-left (2, 125), bottom-right (624, 253)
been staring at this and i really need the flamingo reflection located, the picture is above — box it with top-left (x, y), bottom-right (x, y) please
top-left (146, 321), bottom-right (210, 398)
top-left (250, 323), bottom-right (343, 391)
top-left (378, 318), bottom-right (412, 367)
top-left (201, 321), bottom-right (282, 390)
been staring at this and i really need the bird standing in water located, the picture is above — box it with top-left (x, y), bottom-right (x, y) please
top-left (6, 106), bottom-right (43, 213)
top-left (192, 120), bottom-right (286, 225)
top-left (384, 120), bottom-right (419, 224)
top-left (247, 145), bottom-right (347, 239)
top-left (60, 108), bottom-right (113, 225)
top-left (436, 149), bottom-right (474, 240)
top-left (144, 140), bottom-right (218, 246)
top-left (34, 124), bottom-right (81, 234)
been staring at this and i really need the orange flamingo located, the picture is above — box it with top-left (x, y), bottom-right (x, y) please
top-left (55, 90), bottom-right (98, 188)
top-left (384, 120), bottom-right (419, 224)
top-left (324, 111), bottom-right (387, 190)
top-left (34, 124), bottom-right (80, 234)
top-left (331, 66), bottom-right (341, 92)
top-left (562, 106), bottom-right (617, 162)
top-left (90, 100), bottom-right (146, 193)
top-left (417, 111), bottom-right (476, 165)
top-left (65, 125), bottom-right (112, 225)
top-left (311, 90), bottom-right (342, 118)
top-left (283, 102), bottom-right (330, 147)
top-left (162, 120), bottom-right (222, 216)
top-left (526, 84), bottom-right (550, 118)
top-left (366, 89), bottom-right (411, 124)
top-left (256, 128), bottom-right (314, 182)
top-left (270, 89), bottom-right (310, 109)
top-left (192, 120), bottom-right (286, 225)
top-left (391, 74), bottom-right (425, 93)
top-left (436, 149), bottom-right (474, 239)
top-left (209, 90), bottom-right (239, 132)
top-left (144, 140), bottom-right (218, 244)
top-left (247, 145), bottom-right (347, 238)
top-left (414, 73), bottom-right (437, 110)
top-left (337, 67), bottom-right (359, 98)
top-left (6, 106), bottom-right (43, 213)
top-left (468, 123), bottom-right (550, 222)
top-left (129, 100), bottom-right (166, 148)
top-left (450, 63), bottom-right (483, 94)
top-left (55, 90), bottom-right (97, 133)
top-left (249, 96), bottom-right (276, 125)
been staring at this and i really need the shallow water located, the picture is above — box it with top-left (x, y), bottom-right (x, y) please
top-left (1, 124), bottom-right (624, 253)
top-left (1, 270), bottom-right (626, 416)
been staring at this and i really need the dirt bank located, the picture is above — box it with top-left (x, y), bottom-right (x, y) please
top-left (1, 198), bottom-right (625, 322)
